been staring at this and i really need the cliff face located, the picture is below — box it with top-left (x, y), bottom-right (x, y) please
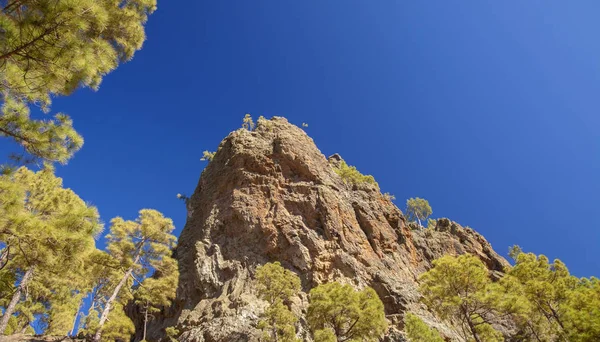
top-left (139, 117), bottom-right (509, 341)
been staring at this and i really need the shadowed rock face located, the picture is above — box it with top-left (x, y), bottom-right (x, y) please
top-left (133, 117), bottom-right (509, 342)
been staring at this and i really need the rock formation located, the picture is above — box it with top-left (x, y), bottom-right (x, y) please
top-left (134, 117), bottom-right (509, 341)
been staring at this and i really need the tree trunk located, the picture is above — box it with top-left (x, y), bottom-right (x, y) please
top-left (466, 316), bottom-right (481, 342)
top-left (70, 296), bottom-right (83, 336)
top-left (0, 267), bottom-right (33, 335)
top-left (19, 320), bottom-right (29, 334)
top-left (93, 261), bottom-right (137, 342)
top-left (0, 246), bottom-right (9, 270)
top-left (142, 305), bottom-right (148, 341)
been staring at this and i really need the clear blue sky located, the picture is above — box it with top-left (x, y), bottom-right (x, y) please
top-left (29, 1), bottom-right (600, 276)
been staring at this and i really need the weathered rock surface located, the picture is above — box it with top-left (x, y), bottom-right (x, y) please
top-left (135, 117), bottom-right (509, 342)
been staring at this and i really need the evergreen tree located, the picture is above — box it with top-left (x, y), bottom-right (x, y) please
top-left (562, 276), bottom-right (600, 342)
top-left (0, 0), bottom-right (157, 163)
top-left (403, 313), bottom-right (444, 342)
top-left (405, 198), bottom-right (432, 228)
top-left (255, 262), bottom-right (301, 342)
top-left (242, 114), bottom-right (255, 130)
top-left (0, 167), bottom-right (102, 335)
top-left (307, 282), bottom-right (387, 342)
top-left (92, 209), bottom-right (176, 342)
top-left (134, 256), bottom-right (179, 341)
top-left (505, 251), bottom-right (600, 341)
top-left (418, 254), bottom-right (503, 342)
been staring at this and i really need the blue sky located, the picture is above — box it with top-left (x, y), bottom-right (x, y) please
top-left (14, 1), bottom-right (600, 276)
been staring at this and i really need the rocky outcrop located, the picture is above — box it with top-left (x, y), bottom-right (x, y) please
top-left (136, 117), bottom-right (509, 341)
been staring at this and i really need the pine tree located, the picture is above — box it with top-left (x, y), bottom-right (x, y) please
top-left (307, 282), bottom-right (387, 342)
top-left (403, 313), bottom-right (444, 342)
top-left (92, 209), bottom-right (176, 342)
top-left (405, 198), bottom-right (432, 228)
top-left (242, 114), bottom-right (255, 130)
top-left (0, 0), bottom-right (157, 163)
top-left (506, 251), bottom-right (591, 341)
top-left (0, 166), bottom-right (102, 335)
top-left (134, 256), bottom-right (179, 341)
top-left (255, 262), bottom-right (301, 342)
top-left (418, 254), bottom-right (503, 342)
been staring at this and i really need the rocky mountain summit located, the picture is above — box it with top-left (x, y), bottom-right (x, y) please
top-left (135, 117), bottom-right (509, 341)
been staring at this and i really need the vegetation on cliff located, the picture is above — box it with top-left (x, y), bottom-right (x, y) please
top-left (413, 251), bottom-right (600, 342)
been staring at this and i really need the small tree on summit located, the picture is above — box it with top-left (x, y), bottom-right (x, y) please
top-left (406, 198), bottom-right (432, 228)
top-left (242, 114), bottom-right (255, 131)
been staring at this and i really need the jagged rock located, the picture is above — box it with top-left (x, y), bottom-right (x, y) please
top-left (134, 117), bottom-right (509, 342)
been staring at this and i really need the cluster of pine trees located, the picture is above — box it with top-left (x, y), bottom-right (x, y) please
top-left (405, 250), bottom-right (600, 342)
top-left (255, 251), bottom-right (600, 342)
top-left (0, 0), bottom-right (182, 340)
top-left (253, 262), bottom-right (387, 342)
top-left (0, 167), bottom-right (178, 340)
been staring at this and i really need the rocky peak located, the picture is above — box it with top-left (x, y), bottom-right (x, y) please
top-left (137, 117), bottom-right (509, 341)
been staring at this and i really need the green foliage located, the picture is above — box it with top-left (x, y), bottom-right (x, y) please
top-left (383, 192), bottom-right (396, 201)
top-left (257, 301), bottom-right (300, 342)
top-left (91, 209), bottom-right (177, 341)
top-left (403, 313), bottom-right (444, 342)
top-left (313, 328), bottom-right (336, 342)
top-left (502, 251), bottom-right (600, 341)
top-left (243, 113), bottom-right (255, 130)
top-left (508, 245), bottom-right (523, 262)
top-left (333, 160), bottom-right (378, 187)
top-left (307, 282), bottom-right (387, 342)
top-left (426, 218), bottom-right (437, 229)
top-left (257, 115), bottom-right (274, 131)
top-left (0, 166), bottom-right (102, 335)
top-left (419, 254), bottom-right (503, 342)
top-left (255, 262), bottom-right (301, 342)
top-left (201, 150), bottom-right (216, 162)
top-left (419, 251), bottom-right (600, 342)
top-left (0, 0), bottom-right (156, 163)
top-left (135, 256), bottom-right (179, 341)
top-left (165, 326), bottom-right (180, 341)
top-left (101, 302), bottom-right (135, 341)
top-left (256, 262), bottom-right (301, 305)
top-left (405, 198), bottom-right (432, 227)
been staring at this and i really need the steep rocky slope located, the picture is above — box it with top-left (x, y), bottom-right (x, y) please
top-left (136, 117), bottom-right (509, 341)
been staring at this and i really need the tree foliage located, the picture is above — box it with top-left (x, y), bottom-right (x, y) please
top-left (134, 256), bottom-right (179, 341)
top-left (418, 254), bottom-right (503, 342)
top-left (503, 250), bottom-right (600, 342)
top-left (91, 209), bottom-right (177, 342)
top-left (405, 197), bottom-right (432, 227)
top-left (419, 251), bottom-right (600, 342)
top-left (0, 166), bottom-right (102, 335)
top-left (242, 113), bottom-right (255, 131)
top-left (201, 150), bottom-right (216, 162)
top-left (333, 160), bottom-right (378, 187)
top-left (403, 313), bottom-right (444, 342)
top-left (307, 282), bottom-right (387, 342)
top-left (0, 0), bottom-right (156, 163)
top-left (255, 262), bottom-right (301, 342)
